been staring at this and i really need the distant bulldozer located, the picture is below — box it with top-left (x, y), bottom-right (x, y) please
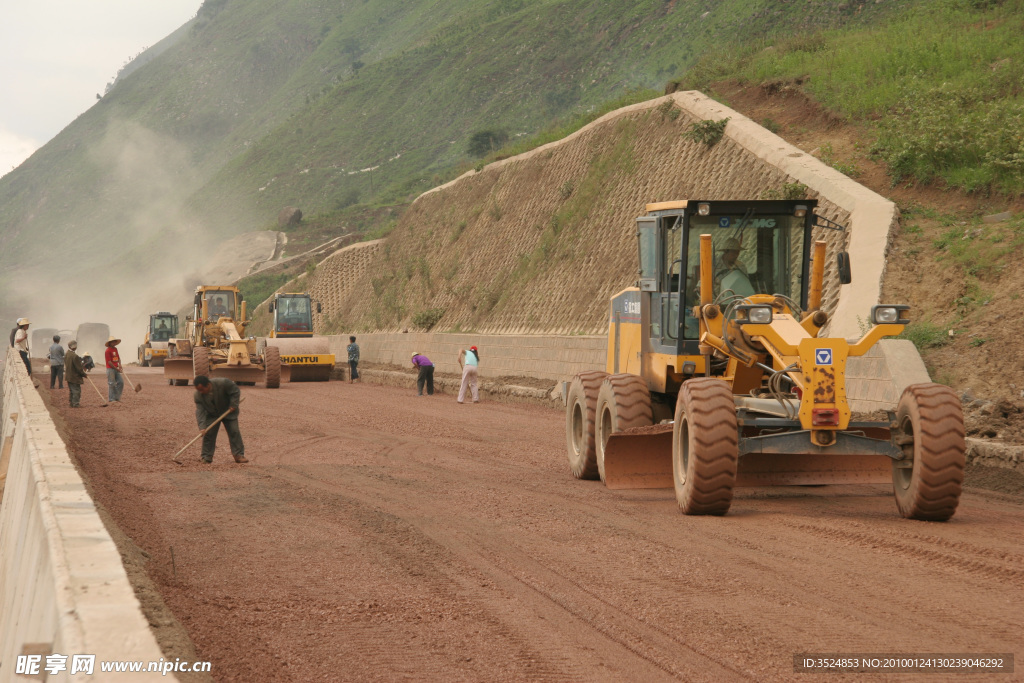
top-left (164, 286), bottom-right (281, 388)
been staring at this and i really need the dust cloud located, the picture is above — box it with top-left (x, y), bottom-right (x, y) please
top-left (0, 119), bottom-right (268, 356)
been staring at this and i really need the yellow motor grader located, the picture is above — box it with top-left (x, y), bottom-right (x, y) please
top-left (566, 199), bottom-right (965, 520)
top-left (262, 293), bottom-right (335, 381)
top-left (164, 285), bottom-right (282, 388)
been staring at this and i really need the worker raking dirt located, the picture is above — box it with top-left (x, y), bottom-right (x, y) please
top-left (193, 375), bottom-right (248, 464)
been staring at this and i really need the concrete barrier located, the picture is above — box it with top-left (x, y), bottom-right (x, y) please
top-left (0, 349), bottom-right (175, 682)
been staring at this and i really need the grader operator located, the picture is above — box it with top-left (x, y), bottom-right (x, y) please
top-left (565, 199), bottom-right (965, 520)
top-left (262, 293), bottom-right (335, 381)
top-left (164, 285), bottom-right (281, 388)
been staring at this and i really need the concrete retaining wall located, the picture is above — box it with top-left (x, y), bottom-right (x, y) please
top-left (329, 332), bottom-right (606, 382)
top-left (330, 333), bottom-right (927, 411)
top-left (0, 349), bottom-right (174, 682)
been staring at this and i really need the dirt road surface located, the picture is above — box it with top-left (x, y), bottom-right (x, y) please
top-left (41, 368), bottom-right (1023, 682)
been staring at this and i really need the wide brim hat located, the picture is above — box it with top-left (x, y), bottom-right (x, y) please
top-left (411, 351), bottom-right (419, 357)
top-left (17, 317), bottom-right (30, 325)
top-left (105, 336), bottom-right (121, 346)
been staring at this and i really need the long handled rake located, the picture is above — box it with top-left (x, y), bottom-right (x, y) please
top-left (171, 397), bottom-right (245, 464)
top-left (85, 375), bottom-right (108, 407)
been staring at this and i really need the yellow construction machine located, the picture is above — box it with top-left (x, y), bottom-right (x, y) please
top-left (164, 285), bottom-right (282, 388)
top-left (263, 293), bottom-right (335, 381)
top-left (565, 199), bottom-right (965, 520)
top-left (138, 312), bottom-right (178, 367)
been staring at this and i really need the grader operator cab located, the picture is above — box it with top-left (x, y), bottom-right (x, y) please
top-left (566, 199), bottom-right (965, 520)
top-left (138, 312), bottom-right (178, 366)
top-left (164, 286), bottom-right (281, 388)
top-left (263, 293), bottom-right (335, 381)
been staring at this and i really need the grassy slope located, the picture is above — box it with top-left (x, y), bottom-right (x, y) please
top-left (0, 0), bottom-right (908, 319)
top-left (678, 0), bottom-right (1024, 194)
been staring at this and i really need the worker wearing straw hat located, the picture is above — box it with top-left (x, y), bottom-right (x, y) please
top-left (13, 318), bottom-right (34, 376)
top-left (104, 336), bottom-right (125, 403)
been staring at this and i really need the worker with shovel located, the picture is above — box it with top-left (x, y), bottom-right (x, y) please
top-left (193, 375), bottom-right (248, 464)
top-left (104, 336), bottom-right (125, 403)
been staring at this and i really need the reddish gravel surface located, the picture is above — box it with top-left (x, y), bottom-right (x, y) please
top-left (42, 367), bottom-right (1024, 682)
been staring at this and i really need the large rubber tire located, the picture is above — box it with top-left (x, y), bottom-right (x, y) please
top-left (673, 378), bottom-right (739, 516)
top-left (565, 371), bottom-right (608, 480)
top-left (193, 347), bottom-right (211, 378)
top-left (892, 383), bottom-right (965, 521)
top-left (595, 374), bottom-right (653, 483)
top-left (264, 346), bottom-right (281, 389)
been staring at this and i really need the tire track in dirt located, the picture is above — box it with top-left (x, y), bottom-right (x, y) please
top-left (777, 518), bottom-right (1024, 588)
top-left (267, 464), bottom-right (747, 681)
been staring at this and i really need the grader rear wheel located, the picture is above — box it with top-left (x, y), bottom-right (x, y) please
top-left (892, 383), bottom-right (965, 521)
top-left (565, 371), bottom-right (608, 480)
top-left (595, 374), bottom-right (653, 483)
top-left (264, 346), bottom-right (281, 389)
top-left (673, 378), bottom-right (739, 516)
top-left (193, 347), bottom-right (211, 378)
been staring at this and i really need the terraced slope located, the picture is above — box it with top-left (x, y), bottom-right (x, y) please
top-left (285, 92), bottom-right (879, 337)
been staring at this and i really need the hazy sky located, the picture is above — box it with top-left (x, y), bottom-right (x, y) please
top-left (0, 1), bottom-right (203, 178)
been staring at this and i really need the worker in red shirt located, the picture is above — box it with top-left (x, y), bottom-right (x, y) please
top-left (104, 336), bottom-right (125, 403)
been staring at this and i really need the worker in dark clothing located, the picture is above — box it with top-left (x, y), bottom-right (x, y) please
top-left (64, 341), bottom-right (87, 407)
top-left (193, 375), bottom-right (248, 464)
top-left (411, 352), bottom-right (434, 396)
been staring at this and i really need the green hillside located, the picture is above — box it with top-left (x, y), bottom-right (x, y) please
top-left (0, 0), bottom-right (914, 321)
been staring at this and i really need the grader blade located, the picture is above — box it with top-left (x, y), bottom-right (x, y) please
top-left (163, 358), bottom-right (195, 382)
top-left (737, 453), bottom-right (891, 486)
top-left (602, 428), bottom-right (673, 490)
top-left (211, 365), bottom-right (267, 383)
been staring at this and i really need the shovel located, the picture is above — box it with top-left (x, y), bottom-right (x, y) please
top-left (122, 370), bottom-right (141, 393)
top-left (171, 397), bottom-right (245, 464)
top-left (85, 375), bottom-right (108, 407)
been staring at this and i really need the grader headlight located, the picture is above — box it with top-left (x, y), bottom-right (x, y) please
top-left (697, 202), bottom-right (711, 216)
top-left (870, 304), bottom-right (910, 325)
top-left (737, 304), bottom-right (773, 325)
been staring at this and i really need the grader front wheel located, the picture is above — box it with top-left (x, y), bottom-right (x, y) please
top-left (673, 378), bottom-right (739, 516)
top-left (892, 383), bottom-right (965, 521)
top-left (595, 374), bottom-right (653, 483)
top-left (264, 346), bottom-right (281, 389)
top-left (565, 371), bottom-right (608, 480)
top-left (193, 347), bottom-right (211, 378)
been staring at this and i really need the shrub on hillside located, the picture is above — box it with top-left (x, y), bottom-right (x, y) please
top-left (412, 308), bottom-right (445, 330)
top-left (468, 130), bottom-right (509, 158)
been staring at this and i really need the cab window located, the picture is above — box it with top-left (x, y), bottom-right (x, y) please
top-left (205, 292), bottom-right (236, 320)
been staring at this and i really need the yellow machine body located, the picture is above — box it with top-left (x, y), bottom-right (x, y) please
top-left (265, 293), bottom-right (335, 381)
top-left (165, 286), bottom-right (282, 387)
top-left (591, 200), bottom-right (908, 490)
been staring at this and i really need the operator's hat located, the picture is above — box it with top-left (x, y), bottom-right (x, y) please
top-left (17, 317), bottom-right (30, 325)
top-left (105, 336), bottom-right (121, 347)
top-left (723, 237), bottom-right (742, 251)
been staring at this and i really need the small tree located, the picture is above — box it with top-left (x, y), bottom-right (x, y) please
top-left (467, 129), bottom-right (509, 158)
